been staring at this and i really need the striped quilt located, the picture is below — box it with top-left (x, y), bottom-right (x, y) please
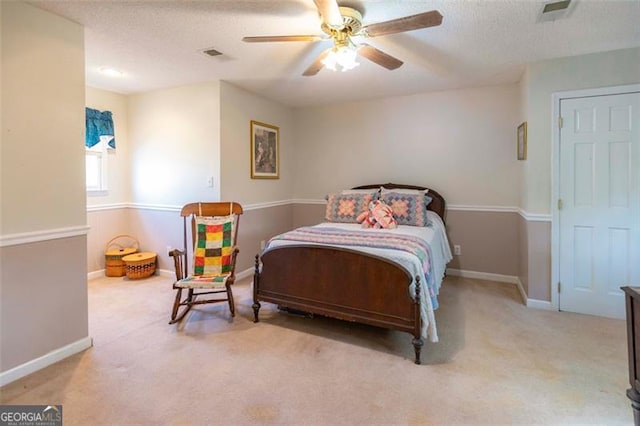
top-left (265, 226), bottom-right (435, 302)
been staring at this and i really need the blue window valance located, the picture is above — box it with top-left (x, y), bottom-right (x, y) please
top-left (85, 107), bottom-right (115, 149)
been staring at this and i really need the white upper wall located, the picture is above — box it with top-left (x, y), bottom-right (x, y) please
top-left (292, 84), bottom-right (521, 207)
top-left (523, 47), bottom-right (640, 214)
top-left (127, 82), bottom-right (221, 206)
top-left (86, 86), bottom-right (130, 206)
top-left (220, 82), bottom-right (294, 205)
top-left (1, 1), bottom-right (85, 234)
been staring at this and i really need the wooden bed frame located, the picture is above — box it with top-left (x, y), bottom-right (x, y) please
top-left (252, 183), bottom-right (446, 364)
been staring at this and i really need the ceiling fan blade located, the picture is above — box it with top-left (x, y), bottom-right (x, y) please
top-left (302, 48), bottom-right (332, 76)
top-left (313, 0), bottom-right (343, 28)
top-left (243, 35), bottom-right (323, 43)
top-left (358, 44), bottom-right (403, 70)
top-left (363, 10), bottom-right (443, 37)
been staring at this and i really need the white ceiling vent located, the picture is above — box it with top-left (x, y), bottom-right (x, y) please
top-left (538, 0), bottom-right (576, 22)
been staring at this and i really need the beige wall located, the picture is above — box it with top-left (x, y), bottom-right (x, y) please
top-left (237, 205), bottom-right (293, 272)
top-left (445, 210), bottom-right (518, 276)
top-left (1, 2), bottom-right (88, 373)
top-left (120, 205), bottom-right (293, 276)
top-left (220, 82), bottom-right (294, 205)
top-left (128, 82), bottom-right (221, 206)
top-left (288, 83), bottom-right (522, 293)
top-left (1, 1), bottom-right (85, 234)
top-left (1, 237), bottom-right (88, 371)
top-left (518, 215), bottom-right (529, 296)
top-left (86, 81), bottom-right (298, 275)
top-left (127, 209), bottom-right (183, 273)
top-left (525, 221), bottom-right (551, 301)
top-left (218, 82), bottom-right (296, 272)
top-left (523, 47), bottom-right (640, 214)
top-left (292, 203), bottom-right (326, 229)
top-left (87, 208), bottom-right (131, 272)
top-left (292, 84), bottom-right (520, 207)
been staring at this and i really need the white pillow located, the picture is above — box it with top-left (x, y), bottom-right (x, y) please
top-left (341, 188), bottom-right (380, 195)
top-left (381, 186), bottom-right (429, 195)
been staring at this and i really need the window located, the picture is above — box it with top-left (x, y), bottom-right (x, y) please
top-left (85, 107), bottom-right (115, 194)
top-left (85, 137), bottom-right (109, 194)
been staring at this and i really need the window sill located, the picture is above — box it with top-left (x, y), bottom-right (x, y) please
top-left (87, 190), bottom-right (109, 197)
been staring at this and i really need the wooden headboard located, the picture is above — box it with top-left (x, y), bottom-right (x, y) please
top-left (352, 182), bottom-right (446, 222)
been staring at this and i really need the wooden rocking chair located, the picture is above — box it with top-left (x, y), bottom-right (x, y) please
top-left (169, 202), bottom-right (243, 324)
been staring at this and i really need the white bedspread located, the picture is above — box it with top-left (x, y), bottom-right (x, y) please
top-left (264, 211), bottom-right (452, 342)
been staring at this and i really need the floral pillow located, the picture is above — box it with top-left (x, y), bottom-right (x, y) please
top-left (358, 200), bottom-right (397, 229)
top-left (325, 193), bottom-right (374, 223)
top-left (381, 192), bottom-right (432, 227)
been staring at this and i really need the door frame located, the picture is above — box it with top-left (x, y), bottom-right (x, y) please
top-left (551, 83), bottom-right (640, 312)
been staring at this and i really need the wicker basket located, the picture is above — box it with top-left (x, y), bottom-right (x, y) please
top-left (122, 252), bottom-right (157, 280)
top-left (105, 235), bottom-right (139, 277)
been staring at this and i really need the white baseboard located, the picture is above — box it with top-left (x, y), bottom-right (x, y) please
top-left (89, 269), bottom-right (174, 280)
top-left (89, 268), bottom-right (253, 281)
top-left (0, 336), bottom-right (93, 387)
top-left (514, 279), bottom-right (555, 310)
top-left (157, 269), bottom-right (173, 278)
top-left (446, 268), bottom-right (519, 284)
top-left (515, 277), bottom-right (527, 305)
top-left (236, 267), bottom-right (254, 281)
top-left (448, 269), bottom-right (554, 311)
top-left (87, 269), bottom-right (105, 280)
top-left (526, 298), bottom-right (554, 310)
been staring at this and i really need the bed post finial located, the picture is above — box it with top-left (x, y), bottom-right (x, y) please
top-left (413, 275), bottom-right (424, 364)
top-left (252, 254), bottom-right (261, 322)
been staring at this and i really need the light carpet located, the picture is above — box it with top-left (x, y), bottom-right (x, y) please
top-left (0, 274), bottom-right (630, 424)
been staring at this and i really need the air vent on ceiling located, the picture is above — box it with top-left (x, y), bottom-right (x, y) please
top-left (538, 0), bottom-right (575, 22)
top-left (543, 0), bottom-right (571, 13)
top-left (201, 48), bottom-right (223, 57)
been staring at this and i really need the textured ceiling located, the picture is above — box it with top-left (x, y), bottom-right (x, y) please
top-left (30, 0), bottom-right (640, 107)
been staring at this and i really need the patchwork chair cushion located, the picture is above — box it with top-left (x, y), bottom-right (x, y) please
top-left (192, 214), bottom-right (235, 276)
top-left (178, 214), bottom-right (235, 289)
top-left (175, 273), bottom-right (231, 289)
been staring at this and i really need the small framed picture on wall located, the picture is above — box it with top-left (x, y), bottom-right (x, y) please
top-left (250, 120), bottom-right (279, 179)
top-left (517, 121), bottom-right (527, 160)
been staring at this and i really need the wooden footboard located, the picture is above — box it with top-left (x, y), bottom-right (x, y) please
top-left (253, 245), bottom-right (425, 363)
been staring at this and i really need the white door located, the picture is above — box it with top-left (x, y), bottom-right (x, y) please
top-left (559, 92), bottom-right (640, 319)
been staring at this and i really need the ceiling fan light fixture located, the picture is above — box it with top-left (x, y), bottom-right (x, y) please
top-left (321, 43), bottom-right (359, 72)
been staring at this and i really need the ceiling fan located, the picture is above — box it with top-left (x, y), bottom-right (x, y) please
top-left (242, 0), bottom-right (443, 76)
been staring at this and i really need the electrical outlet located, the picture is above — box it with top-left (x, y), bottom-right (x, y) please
top-left (207, 176), bottom-right (214, 188)
top-left (454, 245), bottom-right (461, 256)
top-left (166, 245), bottom-right (172, 255)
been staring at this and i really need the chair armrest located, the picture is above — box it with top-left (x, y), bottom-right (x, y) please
top-left (229, 246), bottom-right (240, 277)
top-left (169, 249), bottom-right (185, 281)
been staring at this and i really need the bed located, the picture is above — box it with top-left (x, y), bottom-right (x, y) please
top-left (252, 183), bottom-right (452, 364)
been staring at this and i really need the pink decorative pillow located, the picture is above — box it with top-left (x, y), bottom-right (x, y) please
top-left (325, 193), bottom-right (374, 223)
top-left (381, 192), bottom-right (431, 226)
top-left (358, 201), bottom-right (397, 229)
